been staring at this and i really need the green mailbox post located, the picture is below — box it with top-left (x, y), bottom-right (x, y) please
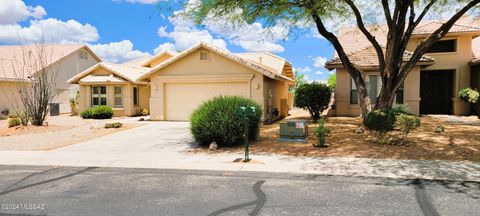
top-left (237, 106), bottom-right (256, 161)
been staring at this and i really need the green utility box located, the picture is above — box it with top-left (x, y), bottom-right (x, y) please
top-left (279, 120), bottom-right (308, 142)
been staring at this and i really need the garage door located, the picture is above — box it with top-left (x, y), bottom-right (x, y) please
top-left (165, 82), bottom-right (249, 121)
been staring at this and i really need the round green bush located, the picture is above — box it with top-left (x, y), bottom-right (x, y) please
top-left (364, 109), bottom-right (396, 132)
top-left (91, 106), bottom-right (113, 119)
top-left (294, 82), bottom-right (332, 122)
top-left (80, 107), bottom-right (94, 119)
top-left (80, 106), bottom-right (113, 119)
top-left (190, 96), bottom-right (262, 147)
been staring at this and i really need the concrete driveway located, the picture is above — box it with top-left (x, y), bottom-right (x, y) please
top-left (56, 121), bottom-right (197, 153)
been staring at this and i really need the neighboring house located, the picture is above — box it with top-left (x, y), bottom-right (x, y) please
top-left (69, 43), bottom-right (295, 122)
top-left (0, 44), bottom-right (101, 114)
top-left (326, 16), bottom-right (480, 116)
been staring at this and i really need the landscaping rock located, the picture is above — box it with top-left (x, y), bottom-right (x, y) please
top-left (435, 126), bottom-right (445, 133)
top-left (355, 127), bottom-right (365, 133)
top-left (209, 142), bottom-right (218, 151)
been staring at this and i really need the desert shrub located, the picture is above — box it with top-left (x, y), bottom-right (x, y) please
top-left (104, 122), bottom-right (123, 128)
top-left (91, 106), bottom-right (113, 119)
top-left (313, 118), bottom-right (330, 147)
top-left (364, 109), bottom-right (396, 144)
top-left (141, 108), bottom-right (149, 116)
top-left (80, 107), bottom-right (94, 119)
top-left (7, 116), bottom-right (21, 128)
top-left (391, 104), bottom-right (414, 116)
top-left (190, 95), bottom-right (262, 147)
top-left (12, 110), bottom-right (28, 126)
top-left (459, 88), bottom-right (479, 104)
top-left (69, 97), bottom-right (79, 116)
top-left (294, 82), bottom-right (332, 122)
top-left (395, 114), bottom-right (420, 144)
top-left (81, 106), bottom-right (113, 119)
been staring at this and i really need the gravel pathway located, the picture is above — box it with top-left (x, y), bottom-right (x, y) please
top-left (0, 115), bottom-right (143, 151)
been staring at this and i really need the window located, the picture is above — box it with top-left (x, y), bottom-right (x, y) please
top-left (133, 87), bottom-right (139, 107)
top-left (365, 75), bottom-right (382, 104)
top-left (114, 86), bottom-right (123, 108)
top-left (350, 79), bottom-right (358, 104)
top-left (79, 51), bottom-right (88, 60)
top-left (91, 86), bottom-right (107, 106)
top-left (426, 39), bottom-right (456, 53)
top-left (200, 51), bottom-right (209, 60)
top-left (396, 82), bottom-right (404, 104)
top-left (350, 75), bottom-right (382, 105)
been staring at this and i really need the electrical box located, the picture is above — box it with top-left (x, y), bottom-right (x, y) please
top-left (279, 120), bottom-right (308, 142)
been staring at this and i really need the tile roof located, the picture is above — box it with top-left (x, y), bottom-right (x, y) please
top-left (122, 50), bottom-right (178, 67)
top-left (325, 46), bottom-right (435, 69)
top-left (0, 44), bottom-right (100, 81)
top-left (80, 74), bottom-right (127, 83)
top-left (138, 43), bottom-right (293, 82)
top-left (68, 62), bottom-right (150, 84)
top-left (413, 21), bottom-right (480, 36)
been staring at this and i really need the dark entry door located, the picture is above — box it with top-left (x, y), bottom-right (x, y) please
top-left (420, 70), bottom-right (454, 114)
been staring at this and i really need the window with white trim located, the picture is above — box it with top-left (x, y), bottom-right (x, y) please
top-left (365, 75), bottom-right (382, 105)
top-left (91, 86), bottom-right (107, 106)
top-left (114, 86), bottom-right (123, 108)
top-left (350, 79), bottom-right (358, 104)
top-left (350, 75), bottom-right (382, 105)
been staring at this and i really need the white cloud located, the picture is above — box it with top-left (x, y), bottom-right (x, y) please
top-left (295, 66), bottom-right (312, 73)
top-left (113, 0), bottom-right (161, 4)
top-left (167, 1), bottom-right (287, 53)
top-left (313, 56), bottom-right (327, 68)
top-left (154, 42), bottom-right (175, 53)
top-left (0, 18), bottom-right (99, 44)
top-left (315, 70), bottom-right (325, 75)
top-left (89, 40), bottom-right (150, 63)
top-left (156, 24), bottom-right (227, 51)
top-left (0, 0), bottom-right (46, 25)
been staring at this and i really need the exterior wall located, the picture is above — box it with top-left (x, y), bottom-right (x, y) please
top-left (263, 77), bottom-right (290, 122)
top-left (335, 34), bottom-right (475, 116)
top-left (76, 67), bottom-right (149, 117)
top-left (407, 35), bottom-right (473, 115)
top-left (149, 48), bottom-right (268, 121)
top-left (335, 67), bottom-right (421, 116)
top-left (78, 83), bottom-right (146, 117)
top-left (49, 48), bottom-right (99, 113)
top-left (0, 81), bottom-right (28, 115)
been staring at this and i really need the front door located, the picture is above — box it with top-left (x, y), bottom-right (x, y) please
top-left (420, 70), bottom-right (454, 114)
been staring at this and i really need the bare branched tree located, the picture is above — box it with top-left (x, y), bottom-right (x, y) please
top-left (2, 42), bottom-right (59, 126)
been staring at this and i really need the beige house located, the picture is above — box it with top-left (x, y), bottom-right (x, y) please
top-left (0, 44), bottom-right (100, 115)
top-left (69, 43), bottom-right (294, 122)
top-left (326, 17), bottom-right (480, 116)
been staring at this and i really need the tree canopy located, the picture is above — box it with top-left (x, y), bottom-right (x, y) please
top-left (169, 0), bottom-right (480, 118)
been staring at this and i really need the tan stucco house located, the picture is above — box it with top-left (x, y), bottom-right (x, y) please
top-left (0, 44), bottom-right (100, 115)
top-left (326, 16), bottom-right (480, 116)
top-left (69, 43), bottom-right (294, 122)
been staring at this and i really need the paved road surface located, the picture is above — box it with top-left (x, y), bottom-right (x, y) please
top-left (0, 165), bottom-right (478, 216)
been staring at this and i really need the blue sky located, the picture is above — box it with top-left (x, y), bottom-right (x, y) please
top-left (1, 0), bottom-right (335, 82)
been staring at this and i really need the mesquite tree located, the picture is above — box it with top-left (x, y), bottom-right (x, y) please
top-left (169, 0), bottom-right (480, 118)
top-left (3, 43), bottom-right (58, 126)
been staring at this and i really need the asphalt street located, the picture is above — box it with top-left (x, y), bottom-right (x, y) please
top-left (0, 165), bottom-right (478, 216)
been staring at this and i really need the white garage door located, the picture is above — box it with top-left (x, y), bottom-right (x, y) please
top-left (165, 82), bottom-right (249, 121)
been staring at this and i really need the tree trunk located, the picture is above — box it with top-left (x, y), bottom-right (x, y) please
top-left (357, 83), bottom-right (372, 119)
